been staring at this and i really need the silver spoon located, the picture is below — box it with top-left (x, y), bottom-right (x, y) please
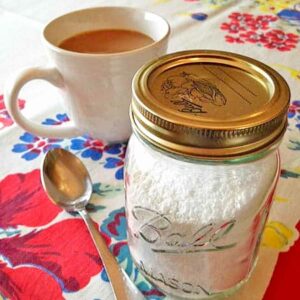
top-left (41, 148), bottom-right (144, 300)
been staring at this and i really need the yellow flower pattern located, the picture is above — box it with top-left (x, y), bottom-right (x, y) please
top-left (274, 65), bottom-right (300, 81)
top-left (274, 195), bottom-right (289, 202)
top-left (154, 0), bottom-right (170, 4)
top-left (262, 221), bottom-right (294, 250)
top-left (254, 0), bottom-right (299, 13)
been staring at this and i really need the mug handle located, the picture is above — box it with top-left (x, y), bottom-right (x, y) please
top-left (4, 67), bottom-right (81, 138)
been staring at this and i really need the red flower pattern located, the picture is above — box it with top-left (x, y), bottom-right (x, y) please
top-left (0, 263), bottom-right (63, 300)
top-left (0, 220), bottom-right (109, 292)
top-left (240, 31), bottom-right (268, 43)
top-left (0, 95), bottom-right (25, 130)
top-left (221, 12), bottom-right (299, 51)
top-left (228, 12), bottom-right (253, 23)
top-left (0, 170), bottom-right (61, 228)
top-left (0, 170), bottom-right (111, 299)
top-left (220, 22), bottom-right (246, 33)
top-left (225, 35), bottom-right (245, 43)
top-left (247, 19), bottom-right (270, 30)
top-left (264, 30), bottom-right (299, 51)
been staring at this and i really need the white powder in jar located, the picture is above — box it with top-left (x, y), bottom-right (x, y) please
top-left (125, 135), bottom-right (278, 299)
top-left (126, 135), bottom-right (277, 225)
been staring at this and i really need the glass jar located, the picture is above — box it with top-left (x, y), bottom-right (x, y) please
top-left (125, 50), bottom-right (290, 299)
top-left (126, 134), bottom-right (279, 299)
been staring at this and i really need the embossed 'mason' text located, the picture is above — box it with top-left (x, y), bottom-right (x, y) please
top-left (138, 261), bottom-right (211, 296)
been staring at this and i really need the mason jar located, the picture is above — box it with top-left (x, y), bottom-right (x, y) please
top-left (125, 50), bottom-right (290, 299)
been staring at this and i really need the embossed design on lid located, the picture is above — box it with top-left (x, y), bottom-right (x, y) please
top-left (161, 71), bottom-right (227, 114)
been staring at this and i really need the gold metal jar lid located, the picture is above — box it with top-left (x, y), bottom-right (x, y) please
top-left (131, 50), bottom-right (290, 160)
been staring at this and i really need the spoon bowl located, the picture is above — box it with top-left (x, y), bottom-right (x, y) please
top-left (42, 148), bottom-right (92, 211)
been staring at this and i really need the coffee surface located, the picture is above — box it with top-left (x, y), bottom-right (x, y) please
top-left (59, 29), bottom-right (154, 54)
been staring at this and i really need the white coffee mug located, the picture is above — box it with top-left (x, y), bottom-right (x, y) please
top-left (5, 7), bottom-right (170, 142)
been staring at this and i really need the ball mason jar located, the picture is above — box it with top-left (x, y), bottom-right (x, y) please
top-left (125, 50), bottom-right (290, 299)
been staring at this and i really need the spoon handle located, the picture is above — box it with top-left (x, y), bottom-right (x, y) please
top-left (78, 209), bottom-right (129, 300)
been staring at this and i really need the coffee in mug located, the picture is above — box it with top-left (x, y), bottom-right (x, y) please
top-left (59, 29), bottom-right (154, 54)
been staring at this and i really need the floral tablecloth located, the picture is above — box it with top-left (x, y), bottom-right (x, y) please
top-left (0, 1), bottom-right (299, 299)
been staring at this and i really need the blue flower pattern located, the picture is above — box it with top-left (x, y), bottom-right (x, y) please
top-left (104, 158), bottom-right (124, 180)
top-left (11, 113), bottom-right (127, 179)
top-left (104, 144), bottom-right (126, 180)
top-left (288, 100), bottom-right (300, 131)
top-left (42, 113), bottom-right (69, 125)
top-left (12, 132), bottom-right (63, 161)
top-left (70, 135), bottom-right (123, 162)
top-left (287, 100), bottom-right (300, 151)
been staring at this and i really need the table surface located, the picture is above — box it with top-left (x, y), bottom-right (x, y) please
top-left (0, 1), bottom-right (299, 299)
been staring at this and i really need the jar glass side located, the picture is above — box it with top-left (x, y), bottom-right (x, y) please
top-left (125, 133), bottom-right (279, 299)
